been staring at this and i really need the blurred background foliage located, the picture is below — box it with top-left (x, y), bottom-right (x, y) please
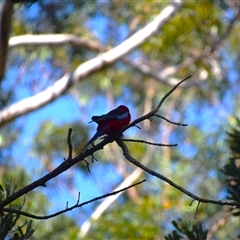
top-left (1, 0), bottom-right (240, 239)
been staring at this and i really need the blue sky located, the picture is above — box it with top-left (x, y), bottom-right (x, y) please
top-left (3, 1), bottom-right (240, 231)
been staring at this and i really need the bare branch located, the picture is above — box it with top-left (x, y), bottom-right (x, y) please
top-left (66, 128), bottom-right (73, 161)
top-left (84, 159), bottom-right (91, 173)
top-left (0, 119), bottom-right (134, 209)
top-left (123, 138), bottom-right (177, 147)
top-left (1, 0), bottom-right (183, 127)
top-left (122, 75), bottom-right (191, 133)
top-left (9, 34), bottom-right (107, 51)
top-left (0, 73), bottom-right (72, 126)
top-left (116, 137), bottom-right (240, 208)
top-left (2, 179), bottom-right (146, 219)
top-left (194, 201), bottom-right (201, 219)
top-left (0, 133), bottom-right (114, 209)
top-left (154, 114), bottom-right (188, 126)
top-left (123, 57), bottom-right (203, 88)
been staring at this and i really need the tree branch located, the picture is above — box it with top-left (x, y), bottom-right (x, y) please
top-left (2, 179), bottom-right (146, 219)
top-left (9, 34), bottom-right (107, 51)
top-left (122, 75), bottom-right (191, 133)
top-left (123, 57), bottom-right (207, 88)
top-left (154, 114), bottom-right (188, 126)
top-left (123, 138), bottom-right (177, 147)
top-left (115, 137), bottom-right (240, 208)
top-left (0, 129), bottom-right (114, 209)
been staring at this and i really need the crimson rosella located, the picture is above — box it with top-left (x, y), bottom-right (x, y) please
top-left (79, 105), bottom-right (131, 154)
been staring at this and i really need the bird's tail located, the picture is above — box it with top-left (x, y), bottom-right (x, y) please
top-left (78, 132), bottom-right (99, 155)
top-left (78, 126), bottom-right (109, 155)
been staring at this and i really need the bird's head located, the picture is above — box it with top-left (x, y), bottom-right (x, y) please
top-left (117, 105), bottom-right (130, 113)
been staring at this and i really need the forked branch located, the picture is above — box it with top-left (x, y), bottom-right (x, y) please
top-left (116, 138), bottom-right (240, 208)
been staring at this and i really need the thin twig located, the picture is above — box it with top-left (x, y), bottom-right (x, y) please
top-left (154, 114), bottom-right (188, 126)
top-left (67, 128), bottom-right (73, 160)
top-left (123, 138), bottom-right (177, 147)
top-left (84, 160), bottom-right (91, 173)
top-left (2, 179), bottom-right (146, 219)
top-left (194, 201), bottom-right (201, 219)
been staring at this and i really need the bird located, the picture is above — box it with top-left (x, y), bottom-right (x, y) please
top-left (78, 105), bottom-right (131, 154)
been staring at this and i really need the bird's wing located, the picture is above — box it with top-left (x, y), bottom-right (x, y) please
top-left (92, 109), bottom-right (128, 123)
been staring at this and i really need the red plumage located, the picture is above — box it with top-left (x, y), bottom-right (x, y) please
top-left (78, 105), bottom-right (131, 154)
